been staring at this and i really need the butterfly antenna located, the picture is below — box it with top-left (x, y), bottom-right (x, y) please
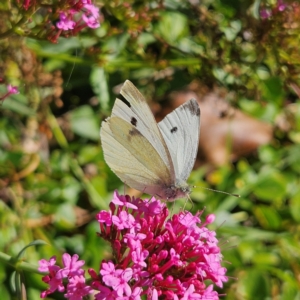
top-left (196, 186), bottom-right (240, 198)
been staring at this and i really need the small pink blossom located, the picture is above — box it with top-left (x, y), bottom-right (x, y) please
top-left (65, 275), bottom-right (93, 299)
top-left (82, 3), bottom-right (100, 28)
top-left (100, 261), bottom-right (120, 287)
top-left (112, 210), bottom-right (136, 230)
top-left (38, 256), bottom-right (57, 272)
top-left (95, 284), bottom-right (118, 299)
top-left (260, 8), bottom-right (272, 19)
top-left (112, 268), bottom-right (133, 296)
top-left (277, 0), bottom-right (287, 11)
top-left (56, 253), bottom-right (85, 279)
top-left (112, 191), bottom-right (137, 209)
top-left (39, 257), bottom-right (64, 298)
top-left (132, 248), bottom-right (149, 268)
top-left (7, 84), bottom-right (19, 95)
top-left (0, 84), bottom-right (19, 102)
top-left (97, 210), bottom-right (112, 226)
top-left (181, 284), bottom-right (202, 300)
top-left (56, 12), bottom-right (76, 30)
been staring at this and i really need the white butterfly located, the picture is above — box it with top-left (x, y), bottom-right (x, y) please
top-left (100, 80), bottom-right (200, 201)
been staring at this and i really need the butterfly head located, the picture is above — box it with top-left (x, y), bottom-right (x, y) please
top-left (162, 181), bottom-right (191, 201)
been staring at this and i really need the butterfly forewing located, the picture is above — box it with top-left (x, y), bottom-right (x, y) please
top-left (158, 99), bottom-right (200, 182)
top-left (101, 116), bottom-right (174, 196)
top-left (118, 80), bottom-right (175, 176)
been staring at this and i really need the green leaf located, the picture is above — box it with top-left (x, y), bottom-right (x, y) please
top-left (102, 34), bottom-right (130, 59)
top-left (155, 11), bottom-right (189, 44)
top-left (253, 170), bottom-right (287, 201)
top-left (90, 67), bottom-right (109, 111)
top-left (249, 0), bottom-right (262, 19)
top-left (281, 282), bottom-right (300, 300)
top-left (236, 269), bottom-right (270, 300)
top-left (53, 203), bottom-right (76, 229)
top-left (261, 77), bottom-right (284, 106)
top-left (290, 191), bottom-right (300, 222)
top-left (78, 145), bottom-right (102, 165)
top-left (60, 177), bottom-right (81, 204)
top-left (221, 20), bottom-right (242, 41)
top-left (252, 252), bottom-right (280, 266)
top-left (1, 95), bottom-right (35, 116)
top-left (254, 206), bottom-right (282, 230)
top-left (69, 105), bottom-right (100, 141)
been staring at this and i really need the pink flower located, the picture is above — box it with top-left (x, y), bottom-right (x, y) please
top-left (56, 12), bottom-right (76, 30)
top-left (56, 253), bottom-right (85, 279)
top-left (38, 256), bottom-right (65, 298)
top-left (181, 284), bottom-right (202, 300)
top-left (65, 275), bottom-right (93, 299)
top-left (51, 1), bottom-right (101, 42)
top-left (95, 284), bottom-right (118, 299)
top-left (82, 3), bottom-right (100, 28)
top-left (260, 0), bottom-right (287, 20)
top-left (112, 210), bottom-right (136, 230)
top-left (100, 261), bottom-right (120, 287)
top-left (260, 8), bottom-right (272, 19)
top-left (277, 0), bottom-right (287, 11)
top-left (7, 84), bottom-right (19, 95)
top-left (132, 247), bottom-right (149, 268)
top-left (124, 233), bottom-right (146, 251)
top-left (113, 268), bottom-right (133, 296)
top-left (0, 84), bottom-right (19, 102)
top-left (97, 211), bottom-right (112, 226)
top-left (38, 256), bottom-right (56, 272)
top-left (112, 191), bottom-right (137, 209)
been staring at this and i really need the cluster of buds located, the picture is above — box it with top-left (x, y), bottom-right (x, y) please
top-left (39, 191), bottom-right (228, 299)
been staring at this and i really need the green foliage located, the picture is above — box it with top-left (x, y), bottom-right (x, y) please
top-left (1, 0), bottom-right (300, 299)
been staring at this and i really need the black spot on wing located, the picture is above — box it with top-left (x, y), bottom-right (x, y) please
top-left (128, 127), bottom-right (141, 138)
top-left (170, 126), bottom-right (178, 133)
top-left (131, 117), bottom-right (137, 127)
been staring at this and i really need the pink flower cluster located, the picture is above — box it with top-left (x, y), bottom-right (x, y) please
top-left (44, 0), bottom-right (100, 43)
top-left (56, 0), bottom-right (100, 31)
top-left (39, 192), bottom-right (228, 299)
top-left (39, 254), bottom-right (93, 299)
top-left (260, 0), bottom-right (287, 19)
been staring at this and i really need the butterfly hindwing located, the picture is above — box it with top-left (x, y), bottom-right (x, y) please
top-left (158, 99), bottom-right (200, 182)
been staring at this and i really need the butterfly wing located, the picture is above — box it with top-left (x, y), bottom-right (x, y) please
top-left (101, 117), bottom-right (174, 196)
top-left (100, 80), bottom-right (175, 196)
top-left (115, 80), bottom-right (174, 174)
top-left (158, 99), bottom-right (200, 183)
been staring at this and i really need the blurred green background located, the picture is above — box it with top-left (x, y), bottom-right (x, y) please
top-left (1, 0), bottom-right (300, 299)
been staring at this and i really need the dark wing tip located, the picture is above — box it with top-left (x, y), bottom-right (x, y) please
top-left (181, 98), bottom-right (200, 117)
